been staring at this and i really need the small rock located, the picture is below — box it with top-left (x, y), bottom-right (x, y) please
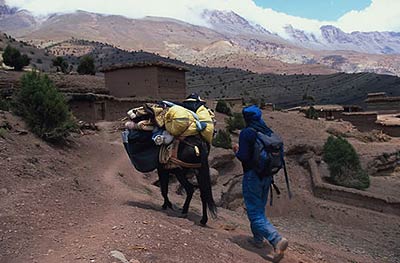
top-left (0, 188), bottom-right (8, 195)
top-left (129, 260), bottom-right (140, 263)
top-left (210, 168), bottom-right (219, 185)
top-left (110, 251), bottom-right (129, 263)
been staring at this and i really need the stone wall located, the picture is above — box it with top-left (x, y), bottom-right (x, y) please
top-left (68, 94), bottom-right (156, 122)
top-left (341, 112), bottom-right (380, 132)
top-left (308, 159), bottom-right (400, 216)
top-left (366, 99), bottom-right (400, 114)
top-left (105, 67), bottom-right (159, 99)
top-left (157, 67), bottom-right (186, 100)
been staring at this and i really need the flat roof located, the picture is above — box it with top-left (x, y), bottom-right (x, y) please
top-left (377, 114), bottom-right (400, 126)
top-left (100, 61), bottom-right (190, 73)
top-left (367, 92), bottom-right (387, 96)
top-left (301, 105), bottom-right (344, 111)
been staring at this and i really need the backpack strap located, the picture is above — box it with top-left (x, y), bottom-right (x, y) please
top-left (282, 158), bottom-right (293, 199)
top-left (269, 180), bottom-right (281, 206)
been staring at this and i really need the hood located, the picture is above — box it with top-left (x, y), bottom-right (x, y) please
top-left (242, 105), bottom-right (262, 123)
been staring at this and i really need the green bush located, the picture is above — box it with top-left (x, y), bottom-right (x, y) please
top-left (323, 136), bottom-right (370, 190)
top-left (52, 56), bottom-right (69, 73)
top-left (226, 112), bottom-right (245, 132)
top-left (0, 128), bottom-right (7, 138)
top-left (212, 129), bottom-right (232, 149)
top-left (305, 106), bottom-right (319, 120)
top-left (77, 55), bottom-right (95, 75)
top-left (2, 45), bottom-right (30, 71)
top-left (215, 100), bottom-right (232, 116)
top-left (13, 71), bottom-right (76, 142)
top-left (0, 96), bottom-right (10, 111)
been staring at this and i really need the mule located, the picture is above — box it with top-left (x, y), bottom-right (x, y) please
top-left (157, 136), bottom-right (217, 226)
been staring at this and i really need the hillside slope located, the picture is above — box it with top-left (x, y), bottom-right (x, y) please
top-left (1, 111), bottom-right (399, 262)
top-left (1, 4), bottom-right (399, 76)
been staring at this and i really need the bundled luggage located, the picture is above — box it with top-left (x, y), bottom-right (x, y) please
top-left (122, 94), bottom-right (215, 173)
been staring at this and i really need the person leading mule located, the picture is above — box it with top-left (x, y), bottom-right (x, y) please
top-left (233, 105), bottom-right (289, 259)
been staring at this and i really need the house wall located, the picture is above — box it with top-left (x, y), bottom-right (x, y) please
top-left (105, 100), bottom-right (145, 121)
top-left (69, 101), bottom-right (96, 122)
top-left (341, 113), bottom-right (380, 132)
top-left (105, 67), bottom-right (159, 98)
top-left (69, 99), bottom-right (154, 123)
top-left (381, 125), bottom-right (400, 137)
top-left (366, 100), bottom-right (400, 114)
top-left (157, 67), bottom-right (186, 100)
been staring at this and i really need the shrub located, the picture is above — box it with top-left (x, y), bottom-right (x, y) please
top-left (2, 45), bottom-right (30, 71)
top-left (215, 100), bottom-right (232, 116)
top-left (0, 96), bottom-right (10, 111)
top-left (0, 128), bottom-right (7, 138)
top-left (226, 112), bottom-right (245, 132)
top-left (323, 136), bottom-right (370, 190)
top-left (13, 71), bottom-right (76, 142)
top-left (52, 56), bottom-right (69, 73)
top-left (77, 55), bottom-right (95, 75)
top-left (212, 129), bottom-right (232, 149)
top-left (305, 106), bottom-right (319, 120)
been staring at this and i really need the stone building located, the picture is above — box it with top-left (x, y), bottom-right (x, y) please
top-left (101, 62), bottom-right (188, 101)
top-left (300, 105), bottom-right (344, 120)
top-left (365, 92), bottom-right (400, 114)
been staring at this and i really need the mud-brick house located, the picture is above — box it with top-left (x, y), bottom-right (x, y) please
top-left (101, 62), bottom-right (189, 101)
top-left (365, 92), bottom-right (400, 114)
top-left (66, 62), bottom-right (189, 122)
top-left (301, 105), bottom-right (344, 120)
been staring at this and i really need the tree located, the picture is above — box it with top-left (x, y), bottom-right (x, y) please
top-left (215, 100), bottom-right (232, 116)
top-left (212, 129), bottom-right (232, 149)
top-left (226, 112), bottom-right (245, 132)
top-left (2, 45), bottom-right (30, 71)
top-left (323, 136), bottom-right (370, 190)
top-left (52, 56), bottom-right (69, 73)
top-left (77, 55), bottom-right (95, 75)
top-left (13, 71), bottom-right (76, 142)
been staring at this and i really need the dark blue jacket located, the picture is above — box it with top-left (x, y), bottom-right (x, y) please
top-left (235, 105), bottom-right (272, 173)
top-left (236, 127), bottom-right (257, 172)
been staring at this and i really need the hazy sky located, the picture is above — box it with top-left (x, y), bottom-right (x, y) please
top-left (5, 0), bottom-right (400, 35)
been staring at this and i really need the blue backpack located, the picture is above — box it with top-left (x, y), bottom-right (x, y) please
top-left (252, 129), bottom-right (292, 200)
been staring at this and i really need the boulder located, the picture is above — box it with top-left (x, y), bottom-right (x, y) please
top-left (209, 147), bottom-right (235, 169)
top-left (210, 168), bottom-right (219, 185)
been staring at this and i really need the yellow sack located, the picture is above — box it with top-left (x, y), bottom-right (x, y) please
top-left (165, 105), bottom-right (198, 137)
top-left (164, 105), bottom-right (215, 144)
top-left (196, 105), bottom-right (214, 144)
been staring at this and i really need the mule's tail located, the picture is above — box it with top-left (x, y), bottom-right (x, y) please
top-left (198, 142), bottom-right (218, 218)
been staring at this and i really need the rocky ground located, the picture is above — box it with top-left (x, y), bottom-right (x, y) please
top-left (1, 110), bottom-right (400, 263)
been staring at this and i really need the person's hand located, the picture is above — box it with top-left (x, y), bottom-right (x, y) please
top-left (232, 143), bottom-right (239, 154)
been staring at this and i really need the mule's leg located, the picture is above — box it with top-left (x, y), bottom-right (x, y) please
top-left (175, 170), bottom-right (194, 217)
top-left (158, 168), bottom-right (173, 210)
top-left (197, 174), bottom-right (209, 226)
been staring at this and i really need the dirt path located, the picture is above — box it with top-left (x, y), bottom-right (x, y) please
top-left (0, 124), bottom-right (307, 263)
top-left (1, 120), bottom-right (399, 263)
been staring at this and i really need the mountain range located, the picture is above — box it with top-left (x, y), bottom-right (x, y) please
top-left (0, 1), bottom-right (400, 76)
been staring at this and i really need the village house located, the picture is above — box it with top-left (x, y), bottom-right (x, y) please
top-left (300, 105), bottom-right (344, 120)
top-left (67, 62), bottom-right (189, 122)
top-left (365, 92), bottom-right (400, 114)
top-left (101, 62), bottom-right (188, 101)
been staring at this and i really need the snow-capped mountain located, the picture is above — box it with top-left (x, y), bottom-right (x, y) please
top-left (0, 1), bottom-right (399, 75)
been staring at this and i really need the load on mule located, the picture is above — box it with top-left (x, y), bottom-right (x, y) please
top-left (122, 94), bottom-right (217, 225)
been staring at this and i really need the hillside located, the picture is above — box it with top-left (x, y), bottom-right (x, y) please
top-left (0, 3), bottom-right (399, 76)
top-left (0, 37), bottom-right (400, 108)
top-left (0, 32), bottom-right (56, 71)
top-left (188, 69), bottom-right (400, 107)
top-left (1, 110), bottom-right (399, 263)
